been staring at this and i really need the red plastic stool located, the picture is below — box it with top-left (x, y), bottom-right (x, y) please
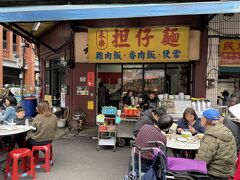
top-left (4, 148), bottom-right (35, 180)
top-left (32, 144), bottom-right (53, 173)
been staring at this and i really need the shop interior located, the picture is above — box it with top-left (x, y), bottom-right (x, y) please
top-left (217, 67), bottom-right (240, 105)
top-left (97, 63), bottom-right (191, 110)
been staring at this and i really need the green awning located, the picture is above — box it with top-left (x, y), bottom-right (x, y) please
top-left (219, 67), bottom-right (240, 73)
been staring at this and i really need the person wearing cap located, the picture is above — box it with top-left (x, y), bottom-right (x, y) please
top-left (196, 108), bottom-right (236, 180)
top-left (14, 106), bottom-right (28, 148)
top-left (14, 106), bottom-right (27, 125)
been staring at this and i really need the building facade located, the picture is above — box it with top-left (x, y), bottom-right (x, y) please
top-left (207, 14), bottom-right (240, 107)
top-left (0, 25), bottom-right (37, 88)
top-left (38, 15), bottom-right (208, 126)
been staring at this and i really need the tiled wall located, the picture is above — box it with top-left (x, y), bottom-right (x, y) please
top-left (207, 14), bottom-right (240, 107)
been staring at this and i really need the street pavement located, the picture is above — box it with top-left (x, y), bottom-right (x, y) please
top-left (0, 135), bottom-right (130, 180)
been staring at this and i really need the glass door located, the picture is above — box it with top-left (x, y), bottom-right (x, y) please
top-left (144, 69), bottom-right (165, 94)
top-left (123, 68), bottom-right (143, 97)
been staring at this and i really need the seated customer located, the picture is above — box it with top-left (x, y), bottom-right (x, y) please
top-left (196, 108), bottom-right (236, 180)
top-left (135, 115), bottom-right (173, 173)
top-left (133, 107), bottom-right (166, 137)
top-left (220, 116), bottom-right (240, 152)
top-left (139, 91), bottom-right (159, 111)
top-left (14, 106), bottom-right (27, 125)
top-left (14, 106), bottom-right (28, 148)
top-left (26, 101), bottom-right (57, 149)
top-left (177, 108), bottom-right (205, 135)
top-left (0, 96), bottom-right (16, 124)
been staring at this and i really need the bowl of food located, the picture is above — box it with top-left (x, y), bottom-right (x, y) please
top-left (181, 131), bottom-right (192, 138)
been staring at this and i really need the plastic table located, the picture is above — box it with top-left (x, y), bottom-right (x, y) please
top-left (0, 125), bottom-right (31, 137)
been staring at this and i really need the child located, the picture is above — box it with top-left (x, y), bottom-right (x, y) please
top-left (14, 106), bottom-right (27, 125)
top-left (15, 106), bottom-right (28, 148)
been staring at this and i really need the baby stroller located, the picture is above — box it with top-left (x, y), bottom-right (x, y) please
top-left (125, 141), bottom-right (209, 180)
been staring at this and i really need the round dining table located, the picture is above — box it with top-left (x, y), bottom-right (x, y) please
top-left (166, 134), bottom-right (201, 158)
top-left (0, 125), bottom-right (31, 137)
top-left (167, 135), bottom-right (201, 150)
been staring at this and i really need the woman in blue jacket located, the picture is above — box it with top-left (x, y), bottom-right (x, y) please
top-left (0, 96), bottom-right (16, 124)
top-left (177, 108), bottom-right (205, 135)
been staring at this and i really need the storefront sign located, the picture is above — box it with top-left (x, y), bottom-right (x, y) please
top-left (87, 72), bottom-right (95, 86)
top-left (220, 39), bottom-right (240, 66)
top-left (75, 32), bottom-right (88, 62)
top-left (88, 27), bottom-right (189, 63)
top-left (87, 101), bottom-right (94, 110)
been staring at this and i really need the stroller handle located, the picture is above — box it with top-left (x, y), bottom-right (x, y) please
top-left (131, 142), bottom-right (141, 150)
top-left (141, 147), bottom-right (153, 153)
top-left (147, 141), bottom-right (165, 147)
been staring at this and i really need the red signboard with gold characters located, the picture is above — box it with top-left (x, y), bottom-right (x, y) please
top-left (220, 39), bottom-right (240, 66)
top-left (88, 27), bottom-right (190, 63)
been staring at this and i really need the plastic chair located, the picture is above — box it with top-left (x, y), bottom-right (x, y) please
top-left (32, 144), bottom-right (53, 173)
top-left (4, 148), bottom-right (35, 180)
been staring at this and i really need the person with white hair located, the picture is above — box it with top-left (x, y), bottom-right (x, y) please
top-left (196, 108), bottom-right (236, 180)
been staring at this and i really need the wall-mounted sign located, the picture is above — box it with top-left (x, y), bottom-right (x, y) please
top-left (76, 86), bottom-right (89, 95)
top-left (60, 92), bottom-right (66, 108)
top-left (88, 27), bottom-right (189, 63)
top-left (220, 39), bottom-right (240, 66)
top-left (87, 72), bottom-right (95, 87)
top-left (87, 101), bottom-right (94, 110)
top-left (75, 32), bottom-right (88, 62)
top-left (80, 77), bottom-right (86, 82)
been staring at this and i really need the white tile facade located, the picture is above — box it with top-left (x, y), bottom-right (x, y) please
top-left (207, 14), bottom-right (240, 107)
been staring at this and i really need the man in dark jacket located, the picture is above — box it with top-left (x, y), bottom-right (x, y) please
top-left (133, 107), bottom-right (166, 137)
top-left (221, 116), bottom-right (240, 152)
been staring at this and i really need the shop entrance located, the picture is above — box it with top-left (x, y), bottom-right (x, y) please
top-left (45, 59), bottom-right (66, 106)
top-left (96, 63), bottom-right (191, 113)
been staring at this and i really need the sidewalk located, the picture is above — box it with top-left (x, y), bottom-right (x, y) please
top-left (0, 129), bottom-right (130, 180)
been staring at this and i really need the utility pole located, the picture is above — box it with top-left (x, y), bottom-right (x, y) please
top-left (20, 39), bottom-right (29, 100)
